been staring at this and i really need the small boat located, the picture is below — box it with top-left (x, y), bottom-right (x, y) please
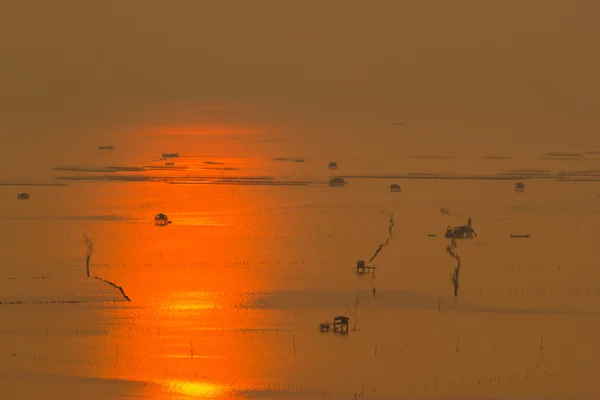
top-left (510, 234), bottom-right (530, 238)
top-left (17, 193), bottom-right (30, 200)
top-left (162, 152), bottom-right (179, 158)
top-left (328, 177), bottom-right (347, 187)
top-left (98, 145), bottom-right (115, 150)
top-left (165, 161), bottom-right (175, 166)
top-left (428, 233), bottom-right (436, 237)
top-left (328, 161), bottom-right (338, 170)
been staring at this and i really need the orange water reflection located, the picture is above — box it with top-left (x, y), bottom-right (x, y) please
top-left (87, 170), bottom-right (287, 398)
top-left (159, 380), bottom-right (228, 398)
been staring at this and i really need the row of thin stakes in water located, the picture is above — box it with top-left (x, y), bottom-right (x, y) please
top-left (7, 348), bottom-right (600, 395)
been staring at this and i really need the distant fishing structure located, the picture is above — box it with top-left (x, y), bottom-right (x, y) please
top-left (514, 182), bottom-right (526, 192)
top-left (445, 217), bottom-right (477, 239)
top-left (369, 213), bottom-right (395, 263)
top-left (83, 234), bottom-right (131, 302)
top-left (443, 216), bottom-right (475, 297)
top-left (446, 238), bottom-right (461, 297)
top-left (154, 213), bottom-right (172, 226)
top-left (390, 184), bottom-right (401, 193)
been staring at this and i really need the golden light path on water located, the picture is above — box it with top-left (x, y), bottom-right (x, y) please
top-left (85, 147), bottom-right (293, 398)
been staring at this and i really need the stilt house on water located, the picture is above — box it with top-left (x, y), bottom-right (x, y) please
top-left (154, 213), bottom-right (171, 226)
top-left (390, 184), bottom-right (401, 192)
top-left (333, 316), bottom-right (349, 333)
top-left (445, 217), bottom-right (477, 239)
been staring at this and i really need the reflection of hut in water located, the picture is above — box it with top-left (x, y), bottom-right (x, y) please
top-left (390, 184), bottom-right (401, 192)
top-left (328, 161), bottom-right (338, 170)
top-left (16, 193), bottom-right (30, 200)
top-left (154, 213), bottom-right (171, 226)
top-left (514, 182), bottom-right (526, 192)
top-left (333, 316), bottom-right (349, 333)
top-left (328, 177), bottom-right (346, 187)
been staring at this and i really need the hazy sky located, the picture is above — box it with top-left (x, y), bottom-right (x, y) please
top-left (1, 1), bottom-right (599, 171)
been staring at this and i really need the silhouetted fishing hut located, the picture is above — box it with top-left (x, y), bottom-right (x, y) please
top-left (154, 213), bottom-right (171, 226)
top-left (356, 260), bottom-right (376, 275)
top-left (16, 193), bottom-right (30, 200)
top-left (328, 161), bottom-right (338, 170)
top-left (390, 184), bottom-right (401, 192)
top-left (444, 217), bottom-right (476, 239)
top-left (333, 316), bottom-right (349, 333)
top-left (514, 182), bottom-right (525, 192)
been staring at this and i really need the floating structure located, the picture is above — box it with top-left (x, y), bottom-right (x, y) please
top-left (98, 145), bottom-right (115, 150)
top-left (510, 234), bottom-right (531, 238)
top-left (165, 161), bottom-right (175, 166)
top-left (16, 193), bottom-right (30, 200)
top-left (390, 184), bottom-right (401, 192)
top-left (514, 182), bottom-right (526, 192)
top-left (445, 217), bottom-right (477, 239)
top-left (328, 161), bottom-right (338, 170)
top-left (162, 152), bottom-right (179, 158)
top-left (333, 316), bottom-right (349, 333)
top-left (328, 177), bottom-right (347, 187)
top-left (355, 260), bottom-right (376, 275)
top-left (428, 233), bottom-right (436, 237)
top-left (154, 213), bottom-right (171, 226)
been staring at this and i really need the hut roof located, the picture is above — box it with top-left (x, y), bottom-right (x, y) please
top-left (334, 316), bottom-right (349, 322)
top-left (154, 213), bottom-right (168, 219)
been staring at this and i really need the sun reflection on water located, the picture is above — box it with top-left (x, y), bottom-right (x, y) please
top-left (160, 379), bottom-right (229, 399)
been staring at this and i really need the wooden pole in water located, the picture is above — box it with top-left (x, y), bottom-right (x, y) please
top-left (293, 335), bottom-right (296, 356)
top-left (456, 333), bottom-right (460, 352)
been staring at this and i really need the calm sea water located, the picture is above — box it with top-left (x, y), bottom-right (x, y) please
top-left (2, 137), bottom-right (600, 400)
